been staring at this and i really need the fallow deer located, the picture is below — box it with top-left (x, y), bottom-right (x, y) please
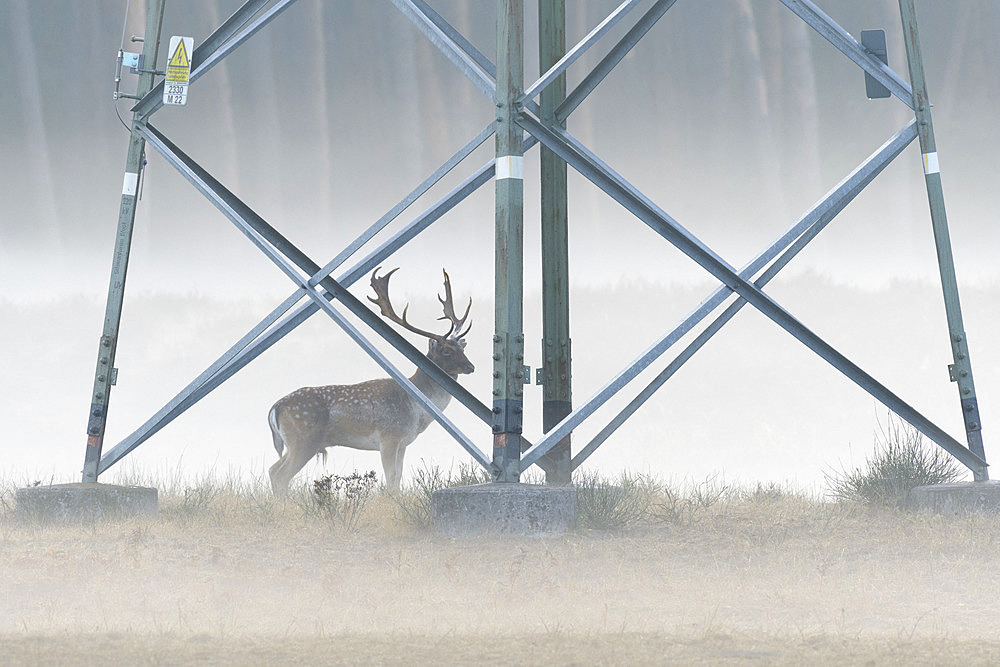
top-left (267, 268), bottom-right (474, 495)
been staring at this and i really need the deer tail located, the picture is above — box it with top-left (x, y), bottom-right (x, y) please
top-left (268, 404), bottom-right (284, 457)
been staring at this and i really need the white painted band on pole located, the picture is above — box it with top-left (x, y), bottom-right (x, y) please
top-left (922, 151), bottom-right (940, 175)
top-left (122, 172), bottom-right (139, 196)
top-left (496, 155), bottom-right (524, 180)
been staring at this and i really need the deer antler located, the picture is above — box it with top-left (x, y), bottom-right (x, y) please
top-left (438, 269), bottom-right (472, 340)
top-left (368, 267), bottom-right (448, 341)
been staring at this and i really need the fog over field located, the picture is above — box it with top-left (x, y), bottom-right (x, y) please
top-left (4, 493), bottom-right (1000, 665)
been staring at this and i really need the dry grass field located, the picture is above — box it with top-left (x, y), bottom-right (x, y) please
top-left (3, 472), bottom-right (1000, 665)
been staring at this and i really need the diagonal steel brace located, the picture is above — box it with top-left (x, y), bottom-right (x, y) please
top-left (98, 122), bottom-right (498, 471)
top-left (105, 123), bottom-right (491, 472)
top-left (777, 0), bottom-right (913, 108)
top-left (389, 0), bottom-right (496, 99)
top-left (520, 120), bottom-right (915, 471)
top-left (571, 122), bottom-right (919, 470)
top-left (133, 0), bottom-right (301, 119)
top-left (521, 0), bottom-right (645, 103)
top-left (517, 113), bottom-right (987, 477)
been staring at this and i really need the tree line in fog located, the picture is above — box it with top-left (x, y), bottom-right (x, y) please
top-left (3, 1), bottom-right (997, 252)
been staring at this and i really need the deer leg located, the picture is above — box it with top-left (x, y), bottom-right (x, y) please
top-left (268, 456), bottom-right (286, 496)
top-left (393, 445), bottom-right (407, 490)
top-left (379, 443), bottom-right (405, 492)
top-left (269, 444), bottom-right (316, 497)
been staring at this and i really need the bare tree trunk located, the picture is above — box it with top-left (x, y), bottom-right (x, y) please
top-left (6, 0), bottom-right (61, 251)
top-left (252, 25), bottom-right (288, 224)
top-left (938, 1), bottom-right (975, 108)
top-left (414, 28), bottom-right (451, 162)
top-left (733, 0), bottom-right (788, 225)
top-left (884, 0), bottom-right (917, 260)
top-left (391, 12), bottom-right (424, 182)
top-left (453, 0), bottom-right (480, 121)
top-left (315, 4), bottom-right (335, 228)
top-left (783, 8), bottom-right (823, 200)
top-left (203, 0), bottom-right (242, 195)
top-left (569, 2), bottom-right (600, 228)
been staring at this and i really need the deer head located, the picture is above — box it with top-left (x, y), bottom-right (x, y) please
top-left (368, 267), bottom-right (475, 377)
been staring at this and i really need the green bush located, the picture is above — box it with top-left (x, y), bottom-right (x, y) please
top-left (827, 414), bottom-right (964, 508)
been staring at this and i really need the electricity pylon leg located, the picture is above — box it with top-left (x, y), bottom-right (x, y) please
top-left (83, 0), bottom-right (167, 482)
top-left (539, 0), bottom-right (572, 485)
top-left (898, 0), bottom-right (988, 480)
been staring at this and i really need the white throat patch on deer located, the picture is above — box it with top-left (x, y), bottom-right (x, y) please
top-left (267, 268), bottom-right (473, 495)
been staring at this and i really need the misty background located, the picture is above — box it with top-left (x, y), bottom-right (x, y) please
top-left (1, 0), bottom-right (997, 489)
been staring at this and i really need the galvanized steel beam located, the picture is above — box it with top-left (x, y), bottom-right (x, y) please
top-left (310, 121), bottom-right (496, 288)
top-left (557, 0), bottom-right (678, 123)
top-left (571, 122), bottom-right (919, 470)
top-left (192, 0), bottom-right (275, 70)
top-left (98, 289), bottom-right (308, 473)
top-left (390, 0), bottom-right (496, 99)
top-left (82, 0), bottom-right (166, 483)
top-left (107, 123), bottom-right (490, 473)
top-left (492, 0), bottom-right (526, 482)
top-left (105, 132), bottom-right (541, 470)
top-left (93, 0), bottom-right (986, 488)
top-left (526, 119), bottom-right (917, 472)
top-left (898, 0), bottom-right (987, 479)
top-left (99, 125), bottom-right (496, 469)
top-left (521, 0), bottom-right (644, 103)
top-left (538, 0), bottom-right (572, 485)
top-left (516, 114), bottom-right (987, 478)
top-left (777, 0), bottom-right (914, 109)
top-left (132, 0), bottom-right (300, 119)
top-left (409, 0), bottom-right (497, 79)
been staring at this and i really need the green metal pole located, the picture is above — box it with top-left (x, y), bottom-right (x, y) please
top-left (538, 0), bottom-right (572, 485)
top-left (83, 0), bottom-right (167, 483)
top-left (492, 0), bottom-right (525, 482)
top-left (898, 0), bottom-right (987, 481)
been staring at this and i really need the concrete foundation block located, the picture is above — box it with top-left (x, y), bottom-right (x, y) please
top-left (15, 483), bottom-right (158, 522)
top-left (908, 481), bottom-right (1000, 515)
top-left (431, 483), bottom-right (576, 537)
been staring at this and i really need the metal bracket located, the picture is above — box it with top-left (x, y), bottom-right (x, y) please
top-left (962, 397), bottom-right (982, 432)
top-left (122, 52), bottom-right (141, 69)
top-left (491, 332), bottom-right (525, 397)
top-left (492, 399), bottom-right (523, 434)
top-left (492, 332), bottom-right (508, 399)
top-left (535, 366), bottom-right (545, 385)
top-left (948, 364), bottom-right (957, 382)
top-left (110, 367), bottom-right (119, 386)
top-left (540, 338), bottom-right (571, 399)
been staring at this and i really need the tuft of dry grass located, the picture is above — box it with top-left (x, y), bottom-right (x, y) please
top-left (573, 470), bottom-right (660, 529)
top-left (826, 414), bottom-right (966, 508)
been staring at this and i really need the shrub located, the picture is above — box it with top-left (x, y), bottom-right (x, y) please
top-left (826, 414), bottom-right (964, 508)
top-left (574, 470), bottom-right (658, 529)
top-left (309, 471), bottom-right (378, 531)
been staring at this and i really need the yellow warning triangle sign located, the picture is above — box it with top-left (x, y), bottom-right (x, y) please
top-left (168, 39), bottom-right (189, 69)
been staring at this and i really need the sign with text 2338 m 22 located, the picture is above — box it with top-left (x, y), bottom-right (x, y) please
top-left (163, 36), bottom-right (193, 106)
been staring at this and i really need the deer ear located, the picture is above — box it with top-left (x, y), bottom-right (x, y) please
top-left (428, 339), bottom-right (438, 352)
top-left (458, 339), bottom-right (467, 349)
